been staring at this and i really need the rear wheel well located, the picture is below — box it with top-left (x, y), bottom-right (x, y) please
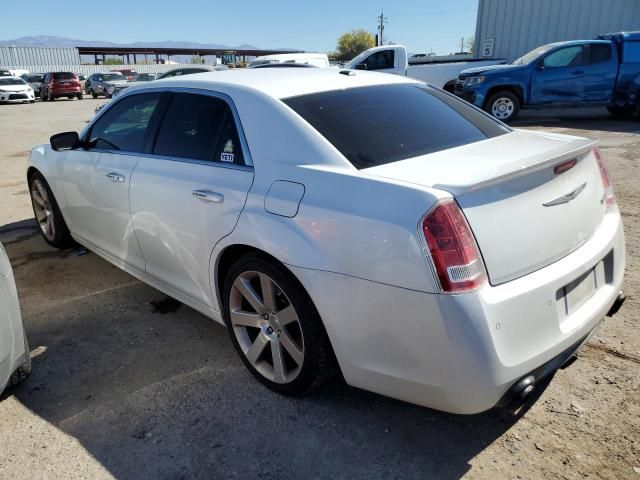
top-left (216, 245), bottom-right (282, 309)
top-left (484, 85), bottom-right (524, 109)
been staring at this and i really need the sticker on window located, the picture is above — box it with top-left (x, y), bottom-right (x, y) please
top-left (224, 139), bottom-right (234, 153)
top-left (220, 152), bottom-right (234, 162)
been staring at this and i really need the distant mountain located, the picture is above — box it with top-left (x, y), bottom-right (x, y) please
top-left (0, 35), bottom-right (291, 51)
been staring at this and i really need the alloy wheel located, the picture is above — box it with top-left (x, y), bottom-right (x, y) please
top-left (229, 271), bottom-right (305, 384)
top-left (31, 179), bottom-right (56, 242)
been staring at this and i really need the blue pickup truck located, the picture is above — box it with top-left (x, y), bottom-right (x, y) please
top-left (454, 31), bottom-right (640, 122)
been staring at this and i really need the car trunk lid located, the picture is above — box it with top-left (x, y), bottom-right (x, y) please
top-left (364, 130), bottom-right (606, 285)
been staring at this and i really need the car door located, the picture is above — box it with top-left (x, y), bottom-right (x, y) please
top-left (582, 42), bottom-right (617, 103)
top-left (60, 92), bottom-right (165, 271)
top-left (530, 45), bottom-right (586, 104)
top-left (129, 90), bottom-right (254, 307)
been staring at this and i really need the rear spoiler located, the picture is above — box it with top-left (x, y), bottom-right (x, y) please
top-left (433, 135), bottom-right (597, 196)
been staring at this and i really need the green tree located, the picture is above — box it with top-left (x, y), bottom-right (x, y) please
top-left (103, 58), bottom-right (124, 65)
top-left (465, 37), bottom-right (475, 54)
top-left (335, 29), bottom-right (375, 61)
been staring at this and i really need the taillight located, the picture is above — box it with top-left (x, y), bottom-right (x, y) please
top-left (421, 199), bottom-right (487, 293)
top-left (593, 147), bottom-right (616, 208)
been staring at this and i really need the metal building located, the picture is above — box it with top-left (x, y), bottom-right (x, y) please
top-left (474, 0), bottom-right (640, 61)
top-left (0, 46), bottom-right (80, 67)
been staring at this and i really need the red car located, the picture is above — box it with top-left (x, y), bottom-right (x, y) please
top-left (40, 72), bottom-right (83, 101)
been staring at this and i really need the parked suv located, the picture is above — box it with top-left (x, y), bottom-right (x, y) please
top-left (41, 72), bottom-right (83, 101)
top-left (85, 72), bottom-right (128, 98)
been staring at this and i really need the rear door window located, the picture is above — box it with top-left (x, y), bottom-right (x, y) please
top-left (284, 84), bottom-right (508, 169)
top-left (88, 93), bottom-right (162, 152)
top-left (589, 43), bottom-right (612, 64)
top-left (53, 72), bottom-right (76, 80)
top-left (153, 93), bottom-right (245, 165)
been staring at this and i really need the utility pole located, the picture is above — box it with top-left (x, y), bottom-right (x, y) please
top-left (461, 37), bottom-right (464, 53)
top-left (378, 10), bottom-right (388, 46)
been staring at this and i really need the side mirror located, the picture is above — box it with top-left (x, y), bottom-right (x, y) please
top-left (50, 131), bottom-right (80, 151)
top-left (355, 62), bottom-right (368, 70)
top-left (535, 61), bottom-right (545, 71)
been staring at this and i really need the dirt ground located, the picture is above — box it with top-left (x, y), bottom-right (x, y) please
top-left (0, 99), bottom-right (638, 480)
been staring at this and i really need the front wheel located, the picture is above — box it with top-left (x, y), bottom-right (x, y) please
top-left (77, 93), bottom-right (83, 100)
top-left (223, 253), bottom-right (336, 396)
top-left (485, 91), bottom-right (520, 122)
top-left (28, 172), bottom-right (74, 249)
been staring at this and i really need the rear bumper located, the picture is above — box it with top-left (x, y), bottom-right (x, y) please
top-left (51, 87), bottom-right (82, 96)
top-left (290, 210), bottom-right (625, 414)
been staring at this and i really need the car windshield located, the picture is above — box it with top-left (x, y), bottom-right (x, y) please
top-left (103, 74), bottom-right (125, 81)
top-left (512, 45), bottom-right (553, 65)
top-left (26, 75), bottom-right (44, 82)
top-left (284, 83), bottom-right (509, 169)
top-left (0, 78), bottom-right (25, 86)
top-left (52, 72), bottom-right (76, 80)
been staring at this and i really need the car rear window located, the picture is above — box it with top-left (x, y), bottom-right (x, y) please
top-left (283, 84), bottom-right (509, 169)
top-left (52, 72), bottom-right (76, 80)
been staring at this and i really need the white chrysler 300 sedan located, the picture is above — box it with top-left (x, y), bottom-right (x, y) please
top-left (0, 241), bottom-right (31, 394)
top-left (26, 69), bottom-right (625, 414)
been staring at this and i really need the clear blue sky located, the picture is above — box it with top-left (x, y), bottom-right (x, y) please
top-left (4, 0), bottom-right (479, 55)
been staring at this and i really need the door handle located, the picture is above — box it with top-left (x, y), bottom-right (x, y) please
top-left (192, 189), bottom-right (224, 204)
top-left (106, 172), bottom-right (125, 183)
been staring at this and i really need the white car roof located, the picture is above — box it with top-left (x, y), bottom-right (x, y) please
top-left (143, 68), bottom-right (422, 99)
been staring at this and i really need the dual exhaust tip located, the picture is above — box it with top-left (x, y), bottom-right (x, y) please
top-left (508, 291), bottom-right (625, 405)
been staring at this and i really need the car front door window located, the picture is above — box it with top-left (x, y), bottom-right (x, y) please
top-left (89, 93), bottom-right (162, 152)
top-left (543, 46), bottom-right (585, 68)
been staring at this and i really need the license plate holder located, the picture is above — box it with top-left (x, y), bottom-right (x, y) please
top-left (560, 269), bottom-right (596, 316)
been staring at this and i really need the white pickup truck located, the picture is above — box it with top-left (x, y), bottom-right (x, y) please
top-left (345, 45), bottom-right (505, 91)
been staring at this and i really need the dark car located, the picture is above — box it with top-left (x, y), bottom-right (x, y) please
top-left (41, 72), bottom-right (83, 101)
top-left (21, 73), bottom-right (45, 97)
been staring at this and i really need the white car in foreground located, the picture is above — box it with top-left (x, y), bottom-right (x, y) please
top-left (0, 242), bottom-right (31, 395)
top-left (27, 69), bottom-right (625, 413)
top-left (0, 76), bottom-right (36, 103)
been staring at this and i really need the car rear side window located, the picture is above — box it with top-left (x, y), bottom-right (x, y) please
top-left (364, 50), bottom-right (395, 70)
top-left (89, 93), bottom-right (162, 152)
top-left (589, 44), bottom-right (612, 64)
top-left (52, 72), bottom-right (76, 80)
top-left (153, 93), bottom-right (245, 165)
top-left (284, 84), bottom-right (509, 169)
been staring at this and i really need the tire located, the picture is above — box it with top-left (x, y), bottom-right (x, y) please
top-left (41, 90), bottom-right (48, 101)
top-left (91, 89), bottom-right (97, 99)
top-left (607, 105), bottom-right (634, 119)
top-left (485, 90), bottom-right (520, 122)
top-left (8, 329), bottom-right (31, 387)
top-left (77, 93), bottom-right (83, 100)
top-left (28, 171), bottom-right (74, 249)
top-left (222, 253), bottom-right (336, 396)
top-left (49, 94), bottom-right (55, 101)
top-left (29, 100), bottom-right (35, 104)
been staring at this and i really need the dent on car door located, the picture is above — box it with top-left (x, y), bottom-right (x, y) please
top-left (61, 93), bottom-right (164, 270)
top-left (129, 92), bottom-right (254, 307)
top-left (531, 45), bottom-right (586, 103)
top-left (582, 43), bottom-right (617, 102)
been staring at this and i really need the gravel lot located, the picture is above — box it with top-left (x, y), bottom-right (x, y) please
top-left (0, 98), bottom-right (638, 479)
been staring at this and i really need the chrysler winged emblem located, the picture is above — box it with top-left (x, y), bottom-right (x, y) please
top-left (543, 182), bottom-right (587, 207)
